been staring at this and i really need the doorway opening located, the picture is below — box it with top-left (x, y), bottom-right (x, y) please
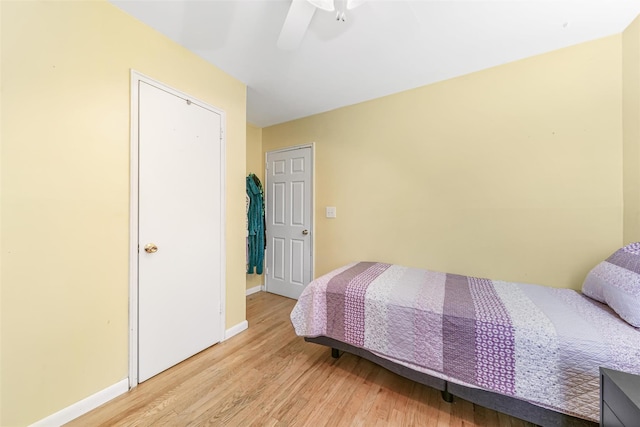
top-left (265, 144), bottom-right (314, 300)
top-left (128, 71), bottom-right (226, 386)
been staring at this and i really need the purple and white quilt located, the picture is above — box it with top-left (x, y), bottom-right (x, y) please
top-left (290, 262), bottom-right (640, 422)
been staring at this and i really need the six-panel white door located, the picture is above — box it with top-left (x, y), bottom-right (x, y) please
top-left (265, 147), bottom-right (313, 299)
top-left (138, 80), bottom-right (223, 382)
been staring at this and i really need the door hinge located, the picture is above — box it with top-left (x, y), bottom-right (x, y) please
top-left (265, 267), bottom-right (269, 276)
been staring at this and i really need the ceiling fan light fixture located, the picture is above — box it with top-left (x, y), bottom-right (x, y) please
top-left (307, 0), bottom-right (335, 12)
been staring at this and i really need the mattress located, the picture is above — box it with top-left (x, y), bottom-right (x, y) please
top-left (290, 262), bottom-right (640, 422)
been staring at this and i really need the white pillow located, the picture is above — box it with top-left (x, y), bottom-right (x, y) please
top-left (582, 243), bottom-right (640, 327)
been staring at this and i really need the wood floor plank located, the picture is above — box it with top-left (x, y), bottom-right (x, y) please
top-left (66, 292), bottom-right (540, 427)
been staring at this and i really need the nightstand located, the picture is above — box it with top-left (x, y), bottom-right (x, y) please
top-left (600, 367), bottom-right (640, 427)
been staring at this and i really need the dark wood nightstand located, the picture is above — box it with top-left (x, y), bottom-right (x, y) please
top-left (600, 367), bottom-right (640, 426)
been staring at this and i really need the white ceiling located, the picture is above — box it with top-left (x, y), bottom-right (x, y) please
top-left (110, 0), bottom-right (640, 127)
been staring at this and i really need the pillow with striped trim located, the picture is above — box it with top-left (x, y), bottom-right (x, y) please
top-left (582, 242), bottom-right (640, 327)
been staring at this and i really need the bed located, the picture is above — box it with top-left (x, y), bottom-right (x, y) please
top-left (290, 245), bottom-right (640, 426)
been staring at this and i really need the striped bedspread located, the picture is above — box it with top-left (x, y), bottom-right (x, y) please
top-left (290, 262), bottom-right (640, 422)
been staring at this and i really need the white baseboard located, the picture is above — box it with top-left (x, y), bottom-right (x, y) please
top-left (224, 320), bottom-right (248, 340)
top-left (246, 285), bottom-right (264, 296)
top-left (30, 378), bottom-right (129, 427)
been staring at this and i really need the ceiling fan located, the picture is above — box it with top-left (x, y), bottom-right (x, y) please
top-left (277, 0), bottom-right (366, 50)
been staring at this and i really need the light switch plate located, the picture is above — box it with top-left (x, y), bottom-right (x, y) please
top-left (326, 206), bottom-right (337, 218)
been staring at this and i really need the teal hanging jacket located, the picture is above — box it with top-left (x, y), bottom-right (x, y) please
top-left (246, 174), bottom-right (265, 274)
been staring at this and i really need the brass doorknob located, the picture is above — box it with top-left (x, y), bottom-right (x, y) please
top-left (302, 229), bottom-right (309, 235)
top-left (144, 243), bottom-right (158, 253)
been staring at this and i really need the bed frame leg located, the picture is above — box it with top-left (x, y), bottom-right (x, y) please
top-left (441, 389), bottom-right (453, 403)
top-left (331, 348), bottom-right (340, 358)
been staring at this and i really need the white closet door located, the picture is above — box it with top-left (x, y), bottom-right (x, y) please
top-left (138, 80), bottom-right (223, 382)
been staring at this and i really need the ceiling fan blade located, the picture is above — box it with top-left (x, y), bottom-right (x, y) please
top-left (308, 0), bottom-right (334, 12)
top-left (277, 0), bottom-right (318, 50)
top-left (346, 0), bottom-right (365, 10)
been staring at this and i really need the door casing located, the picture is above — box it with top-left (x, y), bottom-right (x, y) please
top-left (128, 70), bottom-right (226, 387)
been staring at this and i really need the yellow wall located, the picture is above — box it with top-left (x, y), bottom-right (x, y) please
top-left (263, 36), bottom-right (624, 289)
top-left (624, 15), bottom-right (640, 244)
top-left (1, 1), bottom-right (246, 425)
top-left (246, 123), bottom-right (264, 290)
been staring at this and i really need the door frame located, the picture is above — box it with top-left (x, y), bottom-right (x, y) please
top-left (264, 143), bottom-right (315, 295)
top-left (128, 70), bottom-right (227, 388)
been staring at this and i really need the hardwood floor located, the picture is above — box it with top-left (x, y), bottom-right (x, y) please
top-left (67, 292), bottom-right (537, 426)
